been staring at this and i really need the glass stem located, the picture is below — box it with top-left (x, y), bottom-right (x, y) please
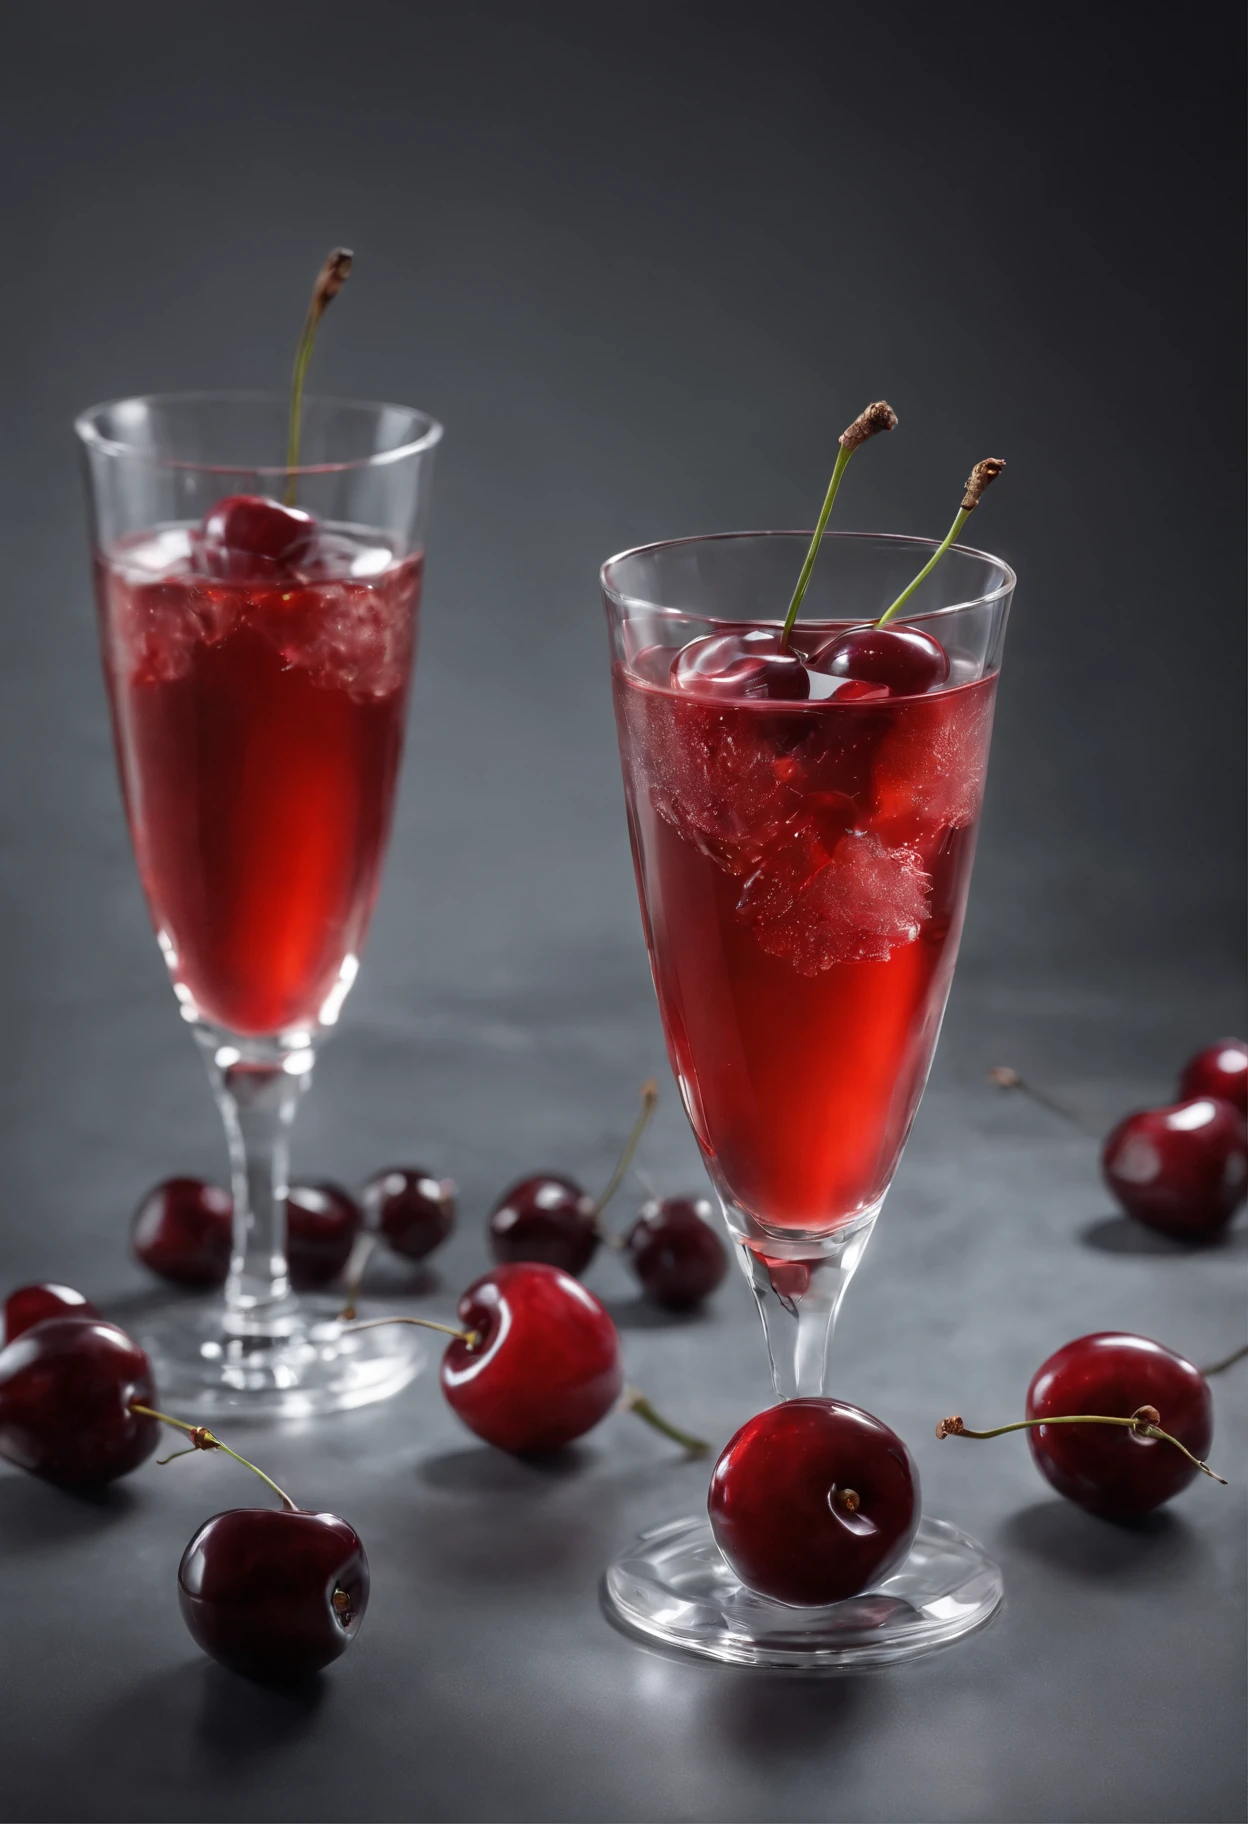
top-left (198, 1035), bottom-right (314, 1331)
top-left (733, 1211), bottom-right (878, 1400)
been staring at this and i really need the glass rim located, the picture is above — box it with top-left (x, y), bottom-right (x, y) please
top-left (73, 389), bottom-right (444, 476)
top-left (600, 529), bottom-right (1016, 625)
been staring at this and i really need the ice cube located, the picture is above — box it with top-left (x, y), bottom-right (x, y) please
top-left (741, 829), bottom-right (930, 972)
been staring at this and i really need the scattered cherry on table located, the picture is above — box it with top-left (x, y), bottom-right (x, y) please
top-left (1178, 1038), bottom-right (1248, 1116)
top-left (488, 1174), bottom-right (599, 1276)
top-left (133, 1402), bottom-right (369, 1681)
top-left (3, 1281), bottom-right (100, 1345)
top-left (362, 1167), bottom-right (456, 1262)
top-left (624, 1196), bottom-right (728, 1310)
top-left (937, 1330), bottom-right (1224, 1520)
top-left (1024, 1332), bottom-right (1215, 1518)
top-left (179, 1504), bottom-right (368, 1681)
top-left (441, 1263), bottom-right (625, 1454)
top-left (131, 1178), bottom-right (233, 1288)
top-left (1101, 1098), bottom-right (1248, 1239)
top-left (0, 1314), bottom-right (159, 1486)
top-left (708, 1399), bottom-right (920, 1606)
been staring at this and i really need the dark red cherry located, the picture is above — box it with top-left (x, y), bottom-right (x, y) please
top-left (3, 1283), bottom-right (100, 1346)
top-left (441, 1263), bottom-right (623, 1455)
top-left (286, 1182), bottom-right (361, 1291)
top-left (132, 1177), bottom-right (233, 1288)
top-left (1178, 1038), bottom-right (1248, 1116)
top-left (671, 631), bottom-right (810, 702)
top-left (362, 1168), bottom-right (456, 1262)
top-left (1026, 1332), bottom-right (1213, 1519)
top-left (196, 494), bottom-right (318, 580)
top-left (812, 624), bottom-right (950, 696)
top-left (488, 1175), bottom-right (600, 1277)
top-left (708, 1399), bottom-right (920, 1606)
top-left (0, 1317), bottom-right (159, 1486)
top-left (624, 1196), bottom-right (728, 1311)
top-left (1101, 1098), bottom-right (1248, 1239)
top-left (179, 1506), bottom-right (368, 1682)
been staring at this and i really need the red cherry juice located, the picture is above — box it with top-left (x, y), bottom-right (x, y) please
top-left (95, 525), bottom-right (421, 1037)
top-left (614, 643), bottom-right (997, 1234)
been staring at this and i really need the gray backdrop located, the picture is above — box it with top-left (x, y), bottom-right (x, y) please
top-left (0, 5), bottom-right (1243, 1822)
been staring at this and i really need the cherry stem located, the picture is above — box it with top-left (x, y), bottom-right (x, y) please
top-left (1200, 1342), bottom-right (1248, 1377)
top-left (128, 1405), bottom-right (299, 1511)
top-left (592, 1079), bottom-right (659, 1224)
top-left (936, 1408), bottom-right (1226, 1484)
top-left (337, 1232), bottom-right (381, 1322)
top-left (338, 1314), bottom-right (480, 1348)
top-left (876, 456), bottom-right (1005, 627)
top-left (621, 1387), bottom-right (708, 1456)
top-left (986, 1065), bottom-right (1088, 1131)
top-left (779, 400), bottom-right (897, 652)
top-left (284, 247), bottom-right (353, 505)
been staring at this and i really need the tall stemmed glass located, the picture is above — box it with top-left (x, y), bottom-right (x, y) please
top-left (602, 531), bottom-right (1014, 1666)
top-left (77, 392), bottom-right (441, 1417)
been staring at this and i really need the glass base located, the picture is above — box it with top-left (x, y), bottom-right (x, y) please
top-left (131, 1292), bottom-right (427, 1420)
top-left (604, 1514), bottom-right (1002, 1669)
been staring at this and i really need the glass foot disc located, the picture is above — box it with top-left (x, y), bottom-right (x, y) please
top-left (129, 1292), bottom-right (427, 1421)
top-left (604, 1514), bottom-right (1002, 1669)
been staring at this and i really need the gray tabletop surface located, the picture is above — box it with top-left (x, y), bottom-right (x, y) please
top-left (0, 5), bottom-right (1243, 1821)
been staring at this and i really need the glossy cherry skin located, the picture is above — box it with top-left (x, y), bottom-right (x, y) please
top-left (1101, 1098), bottom-right (1248, 1238)
top-left (488, 1175), bottom-right (600, 1276)
top-left (179, 1507), bottom-right (368, 1682)
top-left (671, 631), bottom-right (810, 702)
top-left (624, 1196), bottom-right (728, 1311)
top-left (811, 624), bottom-right (950, 696)
top-left (1178, 1038), bottom-right (1248, 1116)
top-left (196, 495), bottom-right (318, 579)
top-left (362, 1168), bottom-right (456, 1261)
top-left (441, 1263), bottom-right (623, 1455)
top-left (708, 1399), bottom-right (920, 1606)
top-left (1026, 1332), bottom-right (1213, 1519)
top-left (286, 1182), bottom-right (361, 1290)
top-left (132, 1178), bottom-right (233, 1288)
top-left (0, 1317), bottom-right (159, 1486)
top-left (3, 1283), bottom-right (100, 1346)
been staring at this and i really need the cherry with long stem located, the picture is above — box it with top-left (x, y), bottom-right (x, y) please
top-left (130, 1404), bottom-right (299, 1509)
top-left (284, 247), bottom-right (353, 504)
top-left (935, 1408), bottom-right (1225, 1483)
top-left (875, 457), bottom-right (1005, 626)
top-left (778, 400), bottom-right (897, 651)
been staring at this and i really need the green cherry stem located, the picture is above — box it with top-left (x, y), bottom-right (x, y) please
top-left (778, 400), bottom-right (898, 652)
top-left (129, 1404), bottom-right (299, 1511)
top-left (621, 1387), bottom-right (709, 1456)
top-left (338, 1314), bottom-right (480, 1347)
top-left (1200, 1342), bottom-right (1248, 1377)
top-left (876, 456), bottom-right (1005, 627)
top-left (936, 1407), bottom-right (1226, 1484)
top-left (284, 246), bottom-right (354, 505)
top-left (593, 1080), bottom-right (659, 1231)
